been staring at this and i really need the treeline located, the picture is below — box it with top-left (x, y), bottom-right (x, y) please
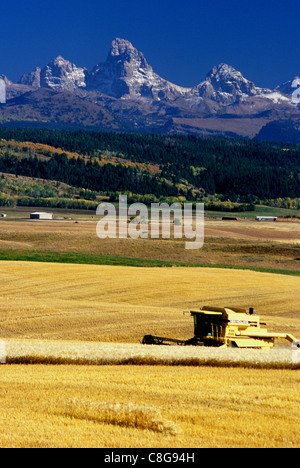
top-left (14, 196), bottom-right (98, 210)
top-left (0, 194), bottom-right (99, 210)
top-left (204, 202), bottom-right (255, 212)
top-left (0, 128), bottom-right (299, 200)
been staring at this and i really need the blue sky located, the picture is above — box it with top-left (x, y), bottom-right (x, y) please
top-left (0, 0), bottom-right (299, 88)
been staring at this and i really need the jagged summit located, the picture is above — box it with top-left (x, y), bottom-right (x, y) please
top-left (88, 38), bottom-right (189, 100)
top-left (188, 62), bottom-right (290, 108)
top-left (207, 63), bottom-right (245, 81)
top-left (106, 38), bottom-right (153, 75)
top-left (19, 56), bottom-right (87, 92)
top-left (40, 56), bottom-right (88, 91)
top-left (192, 63), bottom-right (270, 105)
top-left (109, 38), bottom-right (141, 57)
top-left (88, 37), bottom-right (152, 97)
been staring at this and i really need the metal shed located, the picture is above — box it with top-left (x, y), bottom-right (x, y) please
top-left (30, 212), bottom-right (53, 220)
top-left (256, 216), bottom-right (277, 222)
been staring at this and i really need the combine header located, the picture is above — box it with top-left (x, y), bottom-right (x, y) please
top-left (143, 306), bottom-right (299, 349)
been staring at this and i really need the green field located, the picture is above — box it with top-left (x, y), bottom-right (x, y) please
top-left (0, 248), bottom-right (299, 276)
top-left (205, 205), bottom-right (300, 219)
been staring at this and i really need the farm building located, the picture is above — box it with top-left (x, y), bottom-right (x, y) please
top-left (256, 216), bottom-right (277, 222)
top-left (30, 212), bottom-right (53, 220)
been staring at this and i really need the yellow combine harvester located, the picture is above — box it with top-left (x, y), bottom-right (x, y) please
top-left (143, 306), bottom-right (299, 349)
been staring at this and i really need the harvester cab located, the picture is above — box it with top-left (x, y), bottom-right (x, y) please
top-left (142, 306), bottom-right (298, 349)
top-left (190, 306), bottom-right (298, 349)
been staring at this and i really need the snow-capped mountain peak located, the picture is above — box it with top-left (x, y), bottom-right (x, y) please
top-left (207, 63), bottom-right (248, 84)
top-left (88, 38), bottom-right (190, 100)
top-left (40, 56), bottom-right (87, 91)
top-left (19, 56), bottom-right (88, 92)
top-left (190, 63), bottom-right (265, 105)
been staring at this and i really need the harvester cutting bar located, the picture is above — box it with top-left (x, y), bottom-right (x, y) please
top-left (142, 335), bottom-right (186, 346)
top-left (142, 335), bottom-right (204, 346)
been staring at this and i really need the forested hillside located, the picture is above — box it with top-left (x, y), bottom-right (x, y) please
top-left (0, 128), bottom-right (299, 209)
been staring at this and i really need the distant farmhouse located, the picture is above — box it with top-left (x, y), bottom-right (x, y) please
top-left (30, 212), bottom-right (53, 220)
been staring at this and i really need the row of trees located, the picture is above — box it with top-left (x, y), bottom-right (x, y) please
top-left (15, 196), bottom-right (98, 210)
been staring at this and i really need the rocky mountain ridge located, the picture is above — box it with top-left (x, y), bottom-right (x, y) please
top-left (1, 38), bottom-right (299, 139)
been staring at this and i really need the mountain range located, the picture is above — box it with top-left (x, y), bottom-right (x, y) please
top-left (1, 38), bottom-right (300, 141)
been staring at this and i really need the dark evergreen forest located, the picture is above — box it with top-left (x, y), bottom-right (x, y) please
top-left (0, 128), bottom-right (299, 201)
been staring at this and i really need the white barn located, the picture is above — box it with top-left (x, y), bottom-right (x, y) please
top-left (256, 216), bottom-right (277, 222)
top-left (30, 212), bottom-right (53, 220)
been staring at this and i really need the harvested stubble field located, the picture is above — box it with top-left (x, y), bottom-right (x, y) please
top-left (0, 261), bottom-right (299, 342)
top-left (0, 261), bottom-right (299, 447)
top-left (0, 216), bottom-right (299, 271)
top-left (0, 364), bottom-right (299, 448)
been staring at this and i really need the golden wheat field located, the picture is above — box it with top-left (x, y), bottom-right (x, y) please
top-left (0, 261), bottom-right (300, 342)
top-left (0, 364), bottom-right (299, 448)
top-left (0, 261), bottom-right (300, 448)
